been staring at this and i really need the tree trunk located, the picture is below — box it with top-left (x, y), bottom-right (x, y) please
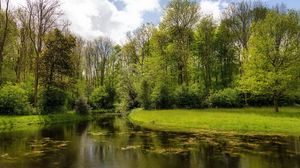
top-left (244, 93), bottom-right (248, 107)
top-left (33, 52), bottom-right (40, 106)
top-left (0, 53), bottom-right (3, 83)
top-left (0, 0), bottom-right (10, 83)
top-left (273, 95), bottom-right (279, 112)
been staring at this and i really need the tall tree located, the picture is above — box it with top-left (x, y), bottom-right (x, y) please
top-left (40, 28), bottom-right (76, 88)
top-left (25, 0), bottom-right (62, 106)
top-left (194, 16), bottom-right (216, 94)
top-left (15, 8), bottom-right (34, 83)
top-left (240, 11), bottom-right (300, 112)
top-left (160, 0), bottom-right (199, 85)
top-left (214, 19), bottom-right (238, 88)
top-left (94, 37), bottom-right (113, 86)
top-left (0, 0), bottom-right (10, 82)
top-left (225, 1), bottom-right (256, 75)
top-left (133, 23), bottom-right (155, 73)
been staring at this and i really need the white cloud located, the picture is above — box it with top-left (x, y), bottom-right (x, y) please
top-left (62, 0), bottom-right (161, 43)
top-left (10, 0), bottom-right (161, 44)
top-left (199, 0), bottom-right (229, 21)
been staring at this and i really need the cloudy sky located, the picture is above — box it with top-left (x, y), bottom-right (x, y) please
top-left (11, 0), bottom-right (300, 43)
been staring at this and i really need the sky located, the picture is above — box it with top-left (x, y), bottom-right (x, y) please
top-left (10, 0), bottom-right (300, 44)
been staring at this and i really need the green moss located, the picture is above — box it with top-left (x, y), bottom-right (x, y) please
top-left (129, 107), bottom-right (300, 136)
top-left (0, 112), bottom-right (92, 132)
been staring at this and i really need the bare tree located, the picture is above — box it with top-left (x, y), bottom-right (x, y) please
top-left (94, 37), bottom-right (113, 86)
top-left (0, 0), bottom-right (10, 82)
top-left (225, 1), bottom-right (267, 105)
top-left (83, 37), bottom-right (113, 87)
top-left (133, 23), bottom-right (155, 72)
top-left (225, 1), bottom-right (253, 52)
top-left (84, 42), bottom-right (95, 85)
top-left (73, 36), bottom-right (85, 79)
top-left (15, 8), bottom-right (32, 82)
top-left (25, 0), bottom-right (63, 106)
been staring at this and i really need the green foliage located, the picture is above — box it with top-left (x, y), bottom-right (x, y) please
top-left (246, 93), bottom-right (300, 107)
top-left (174, 85), bottom-right (202, 108)
top-left (18, 77), bottom-right (35, 104)
top-left (75, 97), bottom-right (90, 115)
top-left (0, 84), bottom-right (31, 115)
top-left (40, 86), bottom-right (67, 114)
top-left (240, 11), bottom-right (300, 112)
top-left (207, 88), bottom-right (241, 108)
top-left (139, 80), bottom-right (152, 110)
top-left (1, 0), bottom-right (300, 116)
top-left (151, 83), bottom-right (175, 109)
top-left (41, 28), bottom-right (76, 88)
top-left (90, 85), bottom-right (116, 109)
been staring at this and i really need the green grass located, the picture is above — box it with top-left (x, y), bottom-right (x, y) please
top-left (129, 107), bottom-right (300, 136)
top-left (0, 112), bottom-right (92, 132)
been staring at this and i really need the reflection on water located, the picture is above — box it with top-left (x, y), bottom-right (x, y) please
top-left (0, 115), bottom-right (300, 168)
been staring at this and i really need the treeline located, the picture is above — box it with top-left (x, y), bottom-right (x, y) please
top-left (113, 0), bottom-right (300, 112)
top-left (0, 0), bottom-right (299, 115)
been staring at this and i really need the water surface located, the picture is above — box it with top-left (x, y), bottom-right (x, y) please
top-left (0, 114), bottom-right (299, 168)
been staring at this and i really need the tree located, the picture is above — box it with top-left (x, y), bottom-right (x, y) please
top-left (139, 80), bottom-right (151, 109)
top-left (214, 19), bottom-right (238, 88)
top-left (240, 11), bottom-right (300, 112)
top-left (133, 23), bottom-right (155, 73)
top-left (94, 37), bottom-right (113, 86)
top-left (160, 0), bottom-right (199, 85)
top-left (0, 0), bottom-right (10, 82)
top-left (194, 16), bottom-right (216, 95)
top-left (40, 28), bottom-right (76, 88)
top-left (15, 8), bottom-right (35, 83)
top-left (25, 0), bottom-right (63, 106)
top-left (225, 1), bottom-right (266, 75)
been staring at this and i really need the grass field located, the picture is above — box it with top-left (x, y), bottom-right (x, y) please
top-left (0, 112), bottom-right (92, 132)
top-left (129, 107), bottom-right (300, 135)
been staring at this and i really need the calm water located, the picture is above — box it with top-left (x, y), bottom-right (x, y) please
top-left (0, 114), bottom-right (300, 168)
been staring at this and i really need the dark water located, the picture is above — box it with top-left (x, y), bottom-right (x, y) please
top-left (0, 115), bottom-right (300, 168)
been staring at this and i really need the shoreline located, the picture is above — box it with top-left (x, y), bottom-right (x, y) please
top-left (0, 112), bottom-right (93, 133)
top-left (129, 107), bottom-right (300, 136)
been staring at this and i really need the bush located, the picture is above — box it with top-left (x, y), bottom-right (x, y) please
top-left (139, 80), bottom-right (152, 110)
top-left (207, 88), bottom-right (241, 108)
top-left (90, 85), bottom-right (116, 109)
top-left (75, 97), bottom-right (90, 115)
top-left (245, 93), bottom-right (299, 107)
top-left (174, 85), bottom-right (202, 109)
top-left (41, 86), bottom-right (67, 114)
top-left (19, 78), bottom-right (35, 104)
top-left (0, 84), bottom-right (31, 115)
top-left (151, 84), bottom-right (175, 109)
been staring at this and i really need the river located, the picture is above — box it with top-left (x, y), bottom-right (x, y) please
top-left (0, 114), bottom-right (299, 168)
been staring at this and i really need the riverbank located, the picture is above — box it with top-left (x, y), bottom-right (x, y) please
top-left (0, 112), bottom-right (92, 132)
top-left (129, 107), bottom-right (300, 136)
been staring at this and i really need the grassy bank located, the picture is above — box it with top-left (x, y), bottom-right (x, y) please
top-left (129, 107), bottom-right (300, 136)
top-left (0, 112), bottom-right (92, 132)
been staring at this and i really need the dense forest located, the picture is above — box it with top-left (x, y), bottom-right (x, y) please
top-left (0, 0), bottom-right (299, 115)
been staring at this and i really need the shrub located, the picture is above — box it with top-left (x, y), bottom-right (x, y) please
top-left (41, 86), bottom-right (67, 114)
top-left (174, 85), bottom-right (202, 109)
top-left (0, 84), bottom-right (31, 115)
top-left (75, 97), bottom-right (90, 115)
top-left (139, 80), bottom-right (152, 110)
top-left (19, 78), bottom-right (35, 104)
top-left (246, 94), bottom-right (273, 107)
top-left (245, 93), bottom-right (299, 107)
top-left (152, 84), bottom-right (175, 109)
top-left (90, 85), bottom-right (116, 109)
top-left (207, 88), bottom-right (241, 108)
